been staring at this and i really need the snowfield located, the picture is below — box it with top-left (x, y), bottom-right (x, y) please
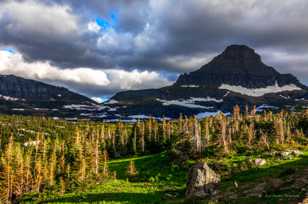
top-left (63, 104), bottom-right (106, 111)
top-left (219, 81), bottom-right (302, 97)
top-left (256, 104), bottom-right (279, 112)
top-left (0, 94), bottom-right (23, 101)
top-left (180, 85), bottom-right (200, 88)
top-left (156, 97), bottom-right (222, 109)
top-left (190, 97), bottom-right (223, 103)
top-left (128, 115), bottom-right (152, 119)
top-left (105, 99), bottom-right (119, 104)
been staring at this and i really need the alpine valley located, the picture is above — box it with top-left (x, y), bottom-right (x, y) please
top-left (1, 45), bottom-right (308, 120)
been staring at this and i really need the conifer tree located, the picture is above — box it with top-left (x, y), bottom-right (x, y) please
top-left (127, 160), bottom-right (138, 178)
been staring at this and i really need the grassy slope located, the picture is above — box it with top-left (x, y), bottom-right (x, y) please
top-left (23, 151), bottom-right (308, 204)
top-left (218, 152), bottom-right (308, 204)
top-left (26, 153), bottom-right (186, 204)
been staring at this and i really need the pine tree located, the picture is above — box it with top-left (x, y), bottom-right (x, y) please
top-left (127, 160), bottom-right (138, 178)
top-left (247, 122), bottom-right (255, 146)
top-left (193, 117), bottom-right (202, 155)
top-left (49, 142), bottom-right (57, 187)
top-left (59, 142), bottom-right (66, 195)
top-left (102, 150), bottom-right (109, 177)
top-left (220, 116), bottom-right (229, 154)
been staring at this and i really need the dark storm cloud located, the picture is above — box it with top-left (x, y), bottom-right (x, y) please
top-left (0, 0), bottom-right (308, 98)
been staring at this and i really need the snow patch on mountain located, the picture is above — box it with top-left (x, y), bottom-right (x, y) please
top-left (195, 111), bottom-right (221, 119)
top-left (180, 85), bottom-right (200, 88)
top-left (12, 108), bottom-right (25, 111)
top-left (256, 104), bottom-right (279, 112)
top-left (63, 104), bottom-right (100, 111)
top-left (105, 99), bottom-right (118, 104)
top-left (0, 94), bottom-right (23, 101)
top-left (279, 95), bottom-right (290, 99)
top-left (128, 115), bottom-right (152, 119)
top-left (219, 81), bottom-right (302, 97)
top-left (156, 98), bottom-right (216, 109)
top-left (190, 97), bottom-right (223, 103)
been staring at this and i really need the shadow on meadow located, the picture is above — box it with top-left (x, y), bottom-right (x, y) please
top-left (40, 192), bottom-right (164, 204)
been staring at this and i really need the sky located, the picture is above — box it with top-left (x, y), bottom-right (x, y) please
top-left (0, 0), bottom-right (308, 102)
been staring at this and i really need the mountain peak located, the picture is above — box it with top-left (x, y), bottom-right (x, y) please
top-left (109, 44), bottom-right (307, 118)
top-left (174, 44), bottom-right (294, 88)
top-left (211, 44), bottom-right (262, 66)
top-left (224, 44), bottom-right (255, 52)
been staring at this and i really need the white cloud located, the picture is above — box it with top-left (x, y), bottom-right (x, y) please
top-left (97, 29), bottom-right (134, 53)
top-left (105, 69), bottom-right (172, 90)
top-left (0, 49), bottom-right (172, 97)
top-left (134, 23), bottom-right (159, 52)
top-left (0, 0), bottom-right (78, 39)
top-left (97, 22), bottom-right (161, 54)
top-left (91, 97), bottom-right (104, 103)
top-left (87, 21), bottom-right (101, 33)
top-left (0, 50), bottom-right (110, 87)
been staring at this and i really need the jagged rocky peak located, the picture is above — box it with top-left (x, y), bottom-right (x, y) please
top-left (213, 44), bottom-right (262, 64)
top-left (175, 44), bottom-right (302, 88)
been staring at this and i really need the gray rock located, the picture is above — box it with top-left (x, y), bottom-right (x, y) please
top-left (290, 149), bottom-right (303, 156)
top-left (279, 149), bottom-right (303, 160)
top-left (186, 162), bottom-right (221, 199)
top-left (254, 158), bottom-right (266, 166)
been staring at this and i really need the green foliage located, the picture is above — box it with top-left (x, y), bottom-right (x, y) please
top-left (297, 117), bottom-right (308, 135)
top-left (254, 121), bottom-right (275, 140)
top-left (0, 108), bottom-right (308, 203)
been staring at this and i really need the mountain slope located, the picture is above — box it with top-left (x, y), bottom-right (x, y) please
top-left (0, 75), bottom-right (97, 116)
top-left (106, 45), bottom-right (308, 118)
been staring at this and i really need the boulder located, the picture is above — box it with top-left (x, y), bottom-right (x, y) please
top-left (290, 149), bottom-right (303, 157)
top-left (186, 162), bottom-right (221, 199)
top-left (275, 149), bottom-right (303, 160)
top-left (255, 158), bottom-right (266, 166)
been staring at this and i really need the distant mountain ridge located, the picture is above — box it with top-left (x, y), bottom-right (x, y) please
top-left (0, 75), bottom-right (92, 102)
top-left (0, 74), bottom-right (97, 117)
top-left (105, 45), bottom-right (308, 119)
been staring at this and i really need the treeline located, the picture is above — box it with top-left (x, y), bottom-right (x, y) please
top-left (0, 107), bottom-right (308, 203)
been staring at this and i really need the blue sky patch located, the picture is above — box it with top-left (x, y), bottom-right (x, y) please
top-left (3, 47), bottom-right (16, 54)
top-left (101, 95), bottom-right (111, 102)
top-left (96, 17), bottom-right (111, 30)
top-left (95, 10), bottom-right (118, 31)
top-left (110, 11), bottom-right (118, 26)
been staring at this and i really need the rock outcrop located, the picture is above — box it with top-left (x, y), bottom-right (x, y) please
top-left (185, 162), bottom-right (221, 199)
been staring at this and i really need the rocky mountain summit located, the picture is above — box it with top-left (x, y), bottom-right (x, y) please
top-left (175, 45), bottom-right (303, 88)
top-left (105, 45), bottom-right (308, 119)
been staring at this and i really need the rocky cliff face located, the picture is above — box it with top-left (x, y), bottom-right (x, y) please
top-left (106, 45), bottom-right (308, 119)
